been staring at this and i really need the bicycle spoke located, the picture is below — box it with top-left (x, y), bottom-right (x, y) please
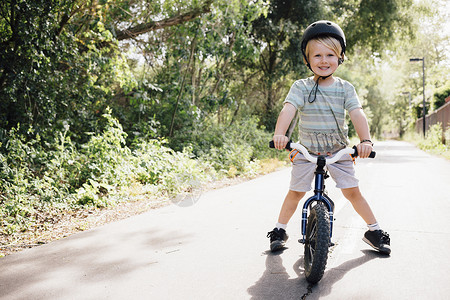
top-left (308, 222), bottom-right (317, 240)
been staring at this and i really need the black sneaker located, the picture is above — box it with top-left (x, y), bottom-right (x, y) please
top-left (363, 230), bottom-right (391, 255)
top-left (267, 228), bottom-right (289, 252)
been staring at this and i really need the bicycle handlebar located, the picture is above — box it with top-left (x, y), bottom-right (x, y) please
top-left (269, 140), bottom-right (375, 164)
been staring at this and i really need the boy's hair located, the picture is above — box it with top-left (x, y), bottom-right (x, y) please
top-left (303, 36), bottom-right (345, 65)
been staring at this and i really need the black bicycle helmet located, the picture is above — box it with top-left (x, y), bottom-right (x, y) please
top-left (301, 20), bottom-right (346, 68)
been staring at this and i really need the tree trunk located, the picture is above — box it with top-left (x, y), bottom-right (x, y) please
top-left (115, 1), bottom-right (212, 41)
top-left (169, 31), bottom-right (198, 136)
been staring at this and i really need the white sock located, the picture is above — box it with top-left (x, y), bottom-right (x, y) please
top-left (368, 222), bottom-right (380, 231)
top-left (276, 222), bottom-right (287, 230)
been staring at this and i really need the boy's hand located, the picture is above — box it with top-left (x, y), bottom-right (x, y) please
top-left (357, 142), bottom-right (373, 158)
top-left (273, 135), bottom-right (289, 150)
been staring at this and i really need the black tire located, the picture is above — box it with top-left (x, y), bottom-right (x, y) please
top-left (304, 202), bottom-right (330, 284)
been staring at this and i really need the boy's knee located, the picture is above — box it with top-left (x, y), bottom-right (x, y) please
top-left (287, 190), bottom-right (306, 201)
top-left (341, 187), bottom-right (362, 200)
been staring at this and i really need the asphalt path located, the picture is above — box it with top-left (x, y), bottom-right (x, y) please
top-left (1, 140), bottom-right (450, 300)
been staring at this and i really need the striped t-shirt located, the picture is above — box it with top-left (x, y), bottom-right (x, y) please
top-left (284, 77), bottom-right (362, 154)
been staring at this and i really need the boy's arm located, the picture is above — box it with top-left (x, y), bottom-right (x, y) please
top-left (273, 103), bottom-right (297, 150)
top-left (349, 108), bottom-right (373, 158)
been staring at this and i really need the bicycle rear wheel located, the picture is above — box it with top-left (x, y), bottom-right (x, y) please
top-left (304, 202), bottom-right (330, 284)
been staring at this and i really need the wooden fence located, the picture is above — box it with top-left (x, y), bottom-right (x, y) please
top-left (416, 101), bottom-right (450, 141)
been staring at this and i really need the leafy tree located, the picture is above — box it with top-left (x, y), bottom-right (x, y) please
top-left (0, 0), bottom-right (123, 140)
top-left (249, 0), bottom-right (324, 130)
top-left (0, 0), bottom-right (216, 138)
top-left (115, 0), bottom-right (268, 140)
top-left (378, 0), bottom-right (450, 134)
top-left (0, 0), bottom-right (67, 130)
top-left (332, 0), bottom-right (415, 54)
top-left (246, 0), bottom-right (416, 130)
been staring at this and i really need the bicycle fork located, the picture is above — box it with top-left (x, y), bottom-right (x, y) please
top-left (298, 156), bottom-right (335, 245)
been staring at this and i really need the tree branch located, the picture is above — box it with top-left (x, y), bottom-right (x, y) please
top-left (57, 2), bottom-right (90, 36)
top-left (115, 1), bottom-right (212, 41)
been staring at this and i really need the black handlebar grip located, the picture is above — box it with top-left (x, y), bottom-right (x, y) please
top-left (269, 140), bottom-right (292, 151)
top-left (352, 145), bottom-right (376, 158)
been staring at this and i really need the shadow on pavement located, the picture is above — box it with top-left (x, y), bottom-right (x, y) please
top-left (248, 249), bottom-right (386, 300)
top-left (247, 250), bottom-right (309, 300)
top-left (0, 223), bottom-right (193, 299)
top-left (305, 250), bottom-right (388, 299)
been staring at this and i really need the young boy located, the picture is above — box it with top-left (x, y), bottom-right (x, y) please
top-left (267, 20), bottom-right (390, 254)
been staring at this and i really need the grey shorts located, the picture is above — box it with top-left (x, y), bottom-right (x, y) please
top-left (289, 150), bottom-right (359, 192)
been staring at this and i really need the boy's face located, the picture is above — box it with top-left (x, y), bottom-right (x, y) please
top-left (307, 40), bottom-right (339, 77)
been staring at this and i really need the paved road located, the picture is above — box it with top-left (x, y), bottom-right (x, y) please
top-left (1, 141), bottom-right (450, 300)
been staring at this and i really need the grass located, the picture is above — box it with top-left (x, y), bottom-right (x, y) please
top-left (402, 125), bottom-right (450, 160)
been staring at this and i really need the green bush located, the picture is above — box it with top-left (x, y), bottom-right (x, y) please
top-left (1, 111), bottom-right (218, 234)
top-left (417, 124), bottom-right (446, 152)
top-left (432, 82), bottom-right (450, 110)
top-left (445, 127), bottom-right (450, 147)
top-left (130, 140), bottom-right (213, 196)
top-left (171, 116), bottom-right (286, 176)
top-left (0, 110), bottom-right (289, 235)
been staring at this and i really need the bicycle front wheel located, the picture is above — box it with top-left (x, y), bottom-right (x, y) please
top-left (304, 202), bottom-right (330, 284)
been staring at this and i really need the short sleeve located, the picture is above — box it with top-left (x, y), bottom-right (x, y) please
top-left (344, 82), bottom-right (362, 112)
top-left (283, 80), bottom-right (305, 109)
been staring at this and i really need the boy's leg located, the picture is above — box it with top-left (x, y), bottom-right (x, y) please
top-left (341, 187), bottom-right (391, 254)
top-left (267, 190), bottom-right (305, 252)
top-left (341, 187), bottom-right (376, 225)
top-left (278, 190), bottom-right (306, 224)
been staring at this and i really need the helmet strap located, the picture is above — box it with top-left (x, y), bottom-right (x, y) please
top-left (307, 74), bottom-right (332, 103)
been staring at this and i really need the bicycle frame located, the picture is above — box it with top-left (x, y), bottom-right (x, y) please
top-left (269, 140), bottom-right (374, 246)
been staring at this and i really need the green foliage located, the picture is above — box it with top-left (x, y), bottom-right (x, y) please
top-left (334, 0), bottom-right (415, 54)
top-left (404, 124), bottom-right (450, 160)
top-left (250, 0), bottom-right (323, 129)
top-left (432, 82), bottom-right (450, 110)
top-left (0, 112), bottom-right (283, 235)
top-left (417, 124), bottom-right (446, 152)
top-left (171, 116), bottom-right (285, 176)
top-left (389, 0), bottom-right (449, 136)
top-left (445, 127), bottom-right (450, 147)
top-left (0, 0), bottom-right (132, 142)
